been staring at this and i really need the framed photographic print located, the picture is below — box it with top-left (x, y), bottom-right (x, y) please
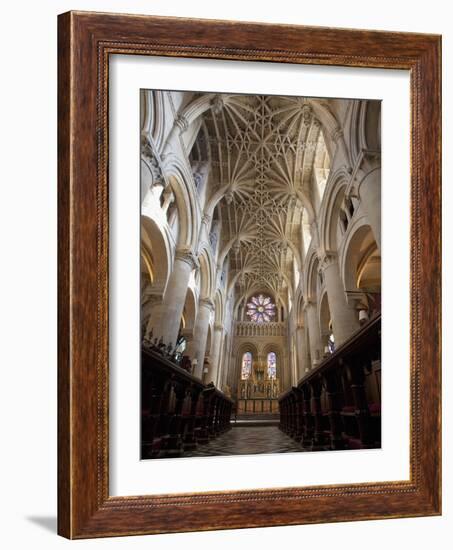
top-left (58, 11), bottom-right (441, 538)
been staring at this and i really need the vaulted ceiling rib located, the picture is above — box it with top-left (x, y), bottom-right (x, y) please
top-left (201, 94), bottom-right (329, 300)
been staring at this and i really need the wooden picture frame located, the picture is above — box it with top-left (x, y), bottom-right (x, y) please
top-left (58, 10), bottom-right (441, 538)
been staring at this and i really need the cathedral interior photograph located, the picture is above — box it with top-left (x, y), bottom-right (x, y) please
top-left (140, 90), bottom-right (381, 460)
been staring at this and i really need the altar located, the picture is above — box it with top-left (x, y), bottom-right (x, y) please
top-left (237, 360), bottom-right (280, 415)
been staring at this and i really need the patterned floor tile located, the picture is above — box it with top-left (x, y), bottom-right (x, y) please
top-left (183, 426), bottom-right (303, 458)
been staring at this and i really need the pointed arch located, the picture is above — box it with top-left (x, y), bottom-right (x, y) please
top-left (164, 156), bottom-right (200, 249)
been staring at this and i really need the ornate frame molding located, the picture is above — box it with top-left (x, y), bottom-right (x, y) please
top-left (58, 11), bottom-right (441, 538)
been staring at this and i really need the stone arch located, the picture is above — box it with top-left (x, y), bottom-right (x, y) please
top-left (217, 233), bottom-right (255, 269)
top-left (234, 341), bottom-right (259, 357)
top-left (198, 246), bottom-right (215, 300)
top-left (181, 286), bottom-right (197, 336)
top-left (318, 168), bottom-right (350, 253)
top-left (180, 93), bottom-right (216, 127)
top-left (318, 289), bottom-right (331, 345)
top-left (140, 215), bottom-right (171, 293)
top-left (307, 99), bottom-right (341, 160)
top-left (203, 183), bottom-right (230, 222)
top-left (164, 157), bottom-right (200, 250)
top-left (141, 90), bottom-right (166, 151)
top-left (345, 100), bottom-right (363, 164)
top-left (140, 215), bottom-right (172, 336)
top-left (226, 267), bottom-right (254, 296)
top-left (304, 248), bottom-right (320, 302)
top-left (340, 218), bottom-right (379, 293)
top-left (347, 100), bottom-right (381, 167)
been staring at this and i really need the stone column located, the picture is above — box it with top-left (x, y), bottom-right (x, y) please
top-left (352, 151), bottom-right (381, 251)
top-left (208, 323), bottom-right (224, 386)
top-left (295, 323), bottom-right (309, 379)
top-left (188, 298), bottom-right (215, 379)
top-left (147, 248), bottom-right (198, 348)
top-left (305, 300), bottom-right (323, 369)
top-left (321, 253), bottom-right (360, 346)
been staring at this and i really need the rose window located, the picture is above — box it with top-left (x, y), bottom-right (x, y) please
top-left (246, 294), bottom-right (276, 324)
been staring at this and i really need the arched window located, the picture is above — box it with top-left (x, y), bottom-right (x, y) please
top-left (241, 352), bottom-right (252, 379)
top-left (267, 352), bottom-right (277, 379)
top-left (246, 294), bottom-right (276, 324)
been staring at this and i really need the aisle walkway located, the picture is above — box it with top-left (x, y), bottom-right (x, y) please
top-left (184, 425), bottom-right (302, 457)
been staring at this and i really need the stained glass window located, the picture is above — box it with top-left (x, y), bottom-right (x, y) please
top-left (246, 294), bottom-right (276, 324)
top-left (267, 352), bottom-right (277, 379)
top-left (241, 352), bottom-right (252, 380)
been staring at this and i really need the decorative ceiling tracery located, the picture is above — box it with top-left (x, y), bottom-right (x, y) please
top-left (201, 94), bottom-right (331, 300)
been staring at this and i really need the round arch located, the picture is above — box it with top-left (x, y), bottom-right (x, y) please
top-left (340, 218), bottom-right (378, 292)
top-left (304, 249), bottom-right (320, 302)
top-left (140, 215), bottom-right (171, 293)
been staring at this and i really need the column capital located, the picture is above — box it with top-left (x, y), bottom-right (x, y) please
top-left (199, 297), bottom-right (215, 312)
top-left (175, 247), bottom-right (199, 270)
top-left (319, 251), bottom-right (338, 272)
top-left (211, 94), bottom-right (225, 115)
top-left (296, 323), bottom-right (305, 331)
top-left (214, 322), bottom-right (223, 331)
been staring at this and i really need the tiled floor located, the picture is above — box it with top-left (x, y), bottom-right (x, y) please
top-left (184, 425), bottom-right (303, 458)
